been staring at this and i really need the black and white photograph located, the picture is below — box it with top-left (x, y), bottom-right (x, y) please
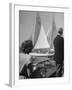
top-left (19, 10), bottom-right (64, 79)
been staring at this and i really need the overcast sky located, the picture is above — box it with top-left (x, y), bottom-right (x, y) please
top-left (19, 10), bottom-right (64, 46)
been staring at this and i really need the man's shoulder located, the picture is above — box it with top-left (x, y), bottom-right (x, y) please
top-left (56, 35), bottom-right (63, 39)
top-left (54, 35), bottom-right (59, 40)
top-left (54, 35), bottom-right (63, 42)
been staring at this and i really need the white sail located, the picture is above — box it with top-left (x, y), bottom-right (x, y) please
top-left (47, 16), bottom-right (57, 49)
top-left (47, 27), bottom-right (52, 45)
top-left (34, 24), bottom-right (50, 49)
top-left (50, 16), bottom-right (57, 49)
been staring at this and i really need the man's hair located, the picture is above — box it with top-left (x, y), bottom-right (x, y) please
top-left (58, 28), bottom-right (63, 35)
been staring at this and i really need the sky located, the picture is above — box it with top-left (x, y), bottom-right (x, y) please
top-left (19, 10), bottom-right (64, 46)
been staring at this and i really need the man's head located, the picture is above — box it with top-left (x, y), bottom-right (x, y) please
top-left (58, 28), bottom-right (63, 36)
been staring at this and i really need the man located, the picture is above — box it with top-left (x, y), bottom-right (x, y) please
top-left (53, 28), bottom-right (64, 76)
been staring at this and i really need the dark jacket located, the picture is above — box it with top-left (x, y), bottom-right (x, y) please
top-left (54, 35), bottom-right (64, 64)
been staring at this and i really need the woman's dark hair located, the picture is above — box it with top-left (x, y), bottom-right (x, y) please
top-left (21, 40), bottom-right (33, 54)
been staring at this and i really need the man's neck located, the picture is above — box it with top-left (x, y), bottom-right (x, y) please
top-left (58, 33), bottom-right (63, 37)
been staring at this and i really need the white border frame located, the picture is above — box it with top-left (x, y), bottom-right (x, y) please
top-left (9, 3), bottom-right (70, 87)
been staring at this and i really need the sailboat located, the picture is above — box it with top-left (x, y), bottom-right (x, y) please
top-left (29, 12), bottom-right (51, 56)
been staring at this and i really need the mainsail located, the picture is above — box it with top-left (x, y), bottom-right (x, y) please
top-left (33, 12), bottom-right (50, 50)
top-left (32, 12), bottom-right (50, 50)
